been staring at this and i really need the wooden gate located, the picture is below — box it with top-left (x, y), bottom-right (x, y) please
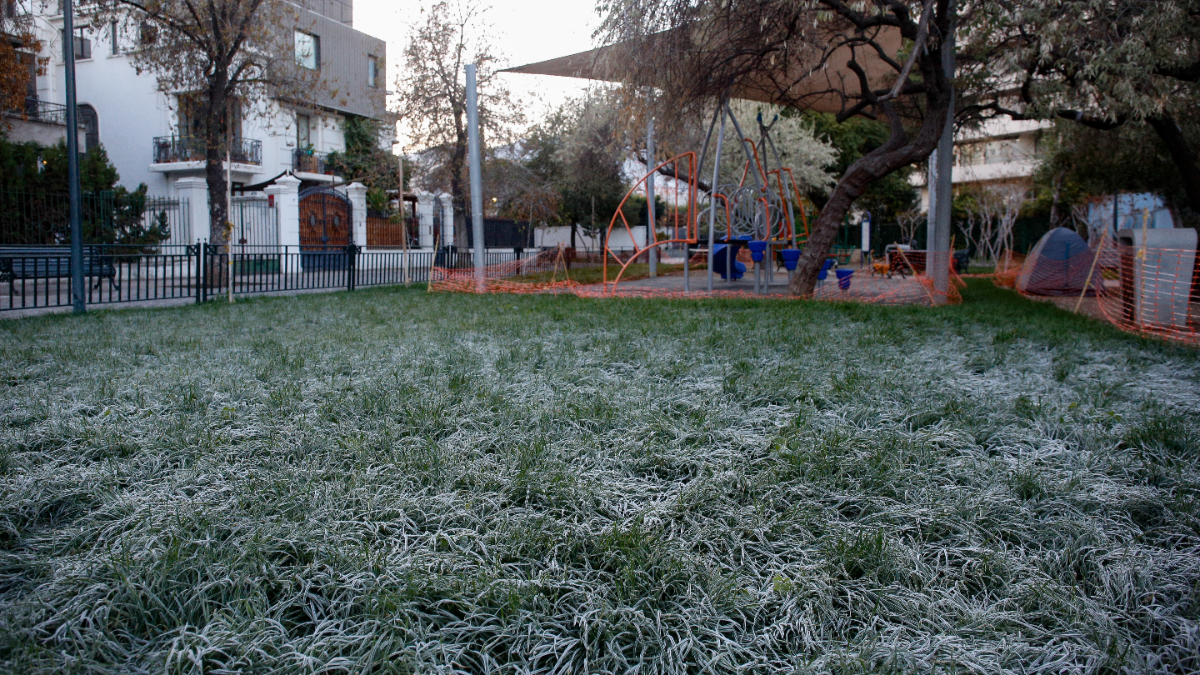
top-left (299, 187), bottom-right (352, 249)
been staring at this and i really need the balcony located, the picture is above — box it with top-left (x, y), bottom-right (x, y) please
top-left (2, 98), bottom-right (68, 126)
top-left (293, 148), bottom-right (333, 175)
top-left (152, 136), bottom-right (263, 165)
top-left (2, 98), bottom-right (74, 145)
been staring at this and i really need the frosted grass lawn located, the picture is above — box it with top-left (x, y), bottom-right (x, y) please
top-left (1, 281), bottom-right (1198, 673)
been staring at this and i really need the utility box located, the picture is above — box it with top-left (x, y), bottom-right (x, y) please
top-left (1117, 227), bottom-right (1197, 329)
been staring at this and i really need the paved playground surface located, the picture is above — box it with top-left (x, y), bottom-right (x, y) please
top-left (613, 266), bottom-right (941, 304)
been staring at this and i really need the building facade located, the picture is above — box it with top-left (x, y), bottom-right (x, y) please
top-left (9, 0), bottom-right (388, 242)
top-left (914, 117), bottom-right (1051, 213)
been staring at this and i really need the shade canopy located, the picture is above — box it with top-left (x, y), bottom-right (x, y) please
top-left (503, 26), bottom-right (902, 114)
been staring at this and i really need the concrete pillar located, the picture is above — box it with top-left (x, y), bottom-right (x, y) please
top-left (417, 194), bottom-right (434, 249)
top-left (435, 195), bottom-right (449, 250)
top-left (345, 182), bottom-right (368, 248)
top-left (174, 177), bottom-right (210, 243)
top-left (266, 175), bottom-right (301, 249)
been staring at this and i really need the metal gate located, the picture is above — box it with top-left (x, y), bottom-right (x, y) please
top-left (299, 187), bottom-right (352, 270)
top-left (231, 195), bottom-right (277, 248)
top-left (299, 187), bottom-right (351, 249)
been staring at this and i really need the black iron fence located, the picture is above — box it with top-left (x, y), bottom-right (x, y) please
top-left (2, 98), bottom-right (68, 126)
top-left (0, 190), bottom-right (189, 246)
top-left (1, 244), bottom-right (198, 311)
top-left (230, 197), bottom-right (276, 247)
top-left (152, 136), bottom-right (263, 165)
top-left (293, 149), bottom-right (332, 175)
top-left (1, 244), bottom-right (536, 312)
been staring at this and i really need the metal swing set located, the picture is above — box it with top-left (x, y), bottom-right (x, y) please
top-left (602, 101), bottom-right (814, 295)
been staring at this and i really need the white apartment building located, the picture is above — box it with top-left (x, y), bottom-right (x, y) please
top-left (8, 0), bottom-right (390, 238)
top-left (915, 116), bottom-right (1177, 235)
top-left (915, 117), bottom-right (1051, 212)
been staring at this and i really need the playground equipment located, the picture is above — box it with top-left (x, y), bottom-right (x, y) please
top-left (431, 84), bottom-right (963, 305)
top-left (602, 103), bottom-right (811, 295)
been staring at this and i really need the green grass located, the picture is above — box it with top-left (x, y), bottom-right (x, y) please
top-left (1, 281), bottom-right (1198, 673)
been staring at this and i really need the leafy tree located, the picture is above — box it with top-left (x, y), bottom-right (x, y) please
top-left (1, 137), bottom-right (120, 193)
top-left (1024, 120), bottom-right (1200, 232)
top-left (598, 0), bottom-right (959, 295)
top-left (532, 94), bottom-right (628, 250)
top-left (325, 116), bottom-right (403, 213)
top-left (0, 15), bottom-right (43, 129)
top-left (393, 0), bottom-right (523, 248)
top-left (799, 111), bottom-right (917, 232)
top-left (969, 0), bottom-right (1200, 222)
top-left (1, 137), bottom-right (168, 245)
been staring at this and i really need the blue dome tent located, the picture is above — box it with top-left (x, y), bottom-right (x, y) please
top-left (1016, 228), bottom-right (1096, 296)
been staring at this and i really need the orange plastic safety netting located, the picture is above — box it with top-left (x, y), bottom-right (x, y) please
top-left (429, 245), bottom-right (964, 305)
top-left (999, 227), bottom-right (1200, 345)
top-left (991, 251), bottom-right (1027, 289)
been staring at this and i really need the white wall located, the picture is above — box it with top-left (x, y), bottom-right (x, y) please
top-left (42, 20), bottom-right (176, 196)
top-left (535, 225), bottom-right (645, 252)
top-left (31, 15), bottom-right (347, 199)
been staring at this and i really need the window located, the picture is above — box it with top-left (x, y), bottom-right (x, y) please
top-left (178, 94), bottom-right (242, 143)
top-left (19, 50), bottom-right (36, 100)
top-left (956, 143), bottom-right (984, 166)
top-left (138, 21), bottom-right (157, 47)
top-left (294, 31), bottom-right (319, 70)
top-left (296, 114), bottom-right (311, 148)
top-left (77, 104), bottom-right (98, 151)
top-left (110, 20), bottom-right (119, 55)
top-left (62, 26), bottom-right (92, 60)
top-left (984, 139), bottom-right (1017, 165)
top-left (368, 55), bottom-right (378, 88)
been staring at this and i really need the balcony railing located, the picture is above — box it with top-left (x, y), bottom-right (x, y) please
top-left (293, 148), bottom-right (332, 175)
top-left (2, 98), bottom-right (68, 126)
top-left (152, 136), bottom-right (263, 165)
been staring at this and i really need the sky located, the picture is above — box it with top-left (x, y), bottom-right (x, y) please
top-left (354, 0), bottom-right (603, 145)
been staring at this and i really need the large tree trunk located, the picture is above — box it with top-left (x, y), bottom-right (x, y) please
top-left (205, 143), bottom-right (229, 249)
top-left (1047, 168), bottom-right (1067, 229)
top-left (450, 124), bottom-right (469, 252)
top-left (204, 84), bottom-right (230, 289)
top-left (1146, 114), bottom-right (1200, 216)
top-left (789, 99), bottom-right (952, 296)
top-left (782, 4), bottom-right (957, 297)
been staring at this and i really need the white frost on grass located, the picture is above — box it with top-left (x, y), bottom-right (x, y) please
top-left (0, 288), bottom-right (1198, 673)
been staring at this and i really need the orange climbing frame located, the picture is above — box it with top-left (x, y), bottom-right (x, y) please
top-left (604, 153), bottom-right (698, 290)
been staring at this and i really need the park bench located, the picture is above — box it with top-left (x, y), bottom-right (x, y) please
top-left (880, 246), bottom-right (971, 278)
top-left (0, 246), bottom-right (120, 293)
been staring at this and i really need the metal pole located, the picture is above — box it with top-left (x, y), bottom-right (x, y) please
top-left (931, 4), bottom-right (955, 302)
top-left (724, 103), bottom-right (761, 190)
top-left (63, 0), bottom-right (85, 314)
top-left (646, 116), bottom-right (657, 277)
top-left (762, 124), bottom-right (797, 249)
top-left (400, 154), bottom-right (409, 286)
top-left (707, 105), bottom-right (726, 292)
top-left (756, 115), bottom-right (774, 289)
top-left (861, 211), bottom-right (871, 268)
top-left (465, 64), bottom-right (486, 291)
